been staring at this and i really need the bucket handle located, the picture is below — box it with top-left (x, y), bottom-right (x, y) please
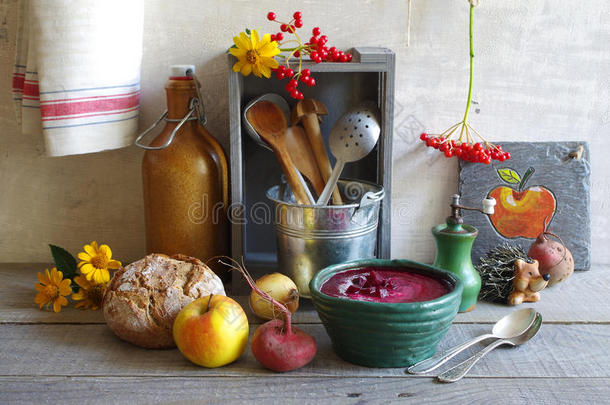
top-left (351, 190), bottom-right (383, 224)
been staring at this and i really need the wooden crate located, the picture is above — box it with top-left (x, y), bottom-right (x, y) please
top-left (228, 47), bottom-right (395, 293)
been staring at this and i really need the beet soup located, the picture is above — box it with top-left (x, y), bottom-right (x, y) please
top-left (320, 267), bottom-right (451, 303)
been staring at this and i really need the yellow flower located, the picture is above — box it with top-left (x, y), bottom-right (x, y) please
top-left (34, 268), bottom-right (72, 313)
top-left (72, 275), bottom-right (106, 310)
top-left (77, 241), bottom-right (121, 284)
top-left (230, 30), bottom-right (280, 78)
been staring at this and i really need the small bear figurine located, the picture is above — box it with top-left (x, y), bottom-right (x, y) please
top-left (508, 259), bottom-right (551, 306)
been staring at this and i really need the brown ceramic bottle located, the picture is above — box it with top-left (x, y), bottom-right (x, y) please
top-left (141, 65), bottom-right (230, 282)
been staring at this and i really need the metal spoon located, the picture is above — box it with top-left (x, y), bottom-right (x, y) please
top-left (407, 308), bottom-right (537, 374)
top-left (316, 106), bottom-right (380, 205)
top-left (437, 311), bottom-right (542, 383)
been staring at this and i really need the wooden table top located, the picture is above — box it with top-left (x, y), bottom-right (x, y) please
top-left (1, 263), bottom-right (609, 404)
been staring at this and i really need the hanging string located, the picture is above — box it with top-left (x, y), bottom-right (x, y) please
top-left (406, 0), bottom-right (412, 47)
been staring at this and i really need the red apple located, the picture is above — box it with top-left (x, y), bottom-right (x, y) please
top-left (488, 167), bottom-right (556, 239)
top-left (173, 295), bottom-right (249, 368)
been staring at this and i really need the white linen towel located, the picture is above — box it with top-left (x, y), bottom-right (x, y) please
top-left (11, 0), bottom-right (144, 157)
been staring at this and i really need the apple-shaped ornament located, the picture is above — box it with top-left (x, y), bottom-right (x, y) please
top-left (432, 194), bottom-right (496, 312)
top-left (528, 229), bottom-right (574, 286)
top-left (488, 167), bottom-right (556, 239)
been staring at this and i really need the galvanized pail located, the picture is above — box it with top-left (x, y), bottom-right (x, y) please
top-left (266, 179), bottom-right (384, 298)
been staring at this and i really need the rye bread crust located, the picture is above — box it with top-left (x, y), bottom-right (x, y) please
top-left (102, 253), bottom-right (225, 349)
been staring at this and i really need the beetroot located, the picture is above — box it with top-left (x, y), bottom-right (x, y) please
top-left (528, 230), bottom-right (574, 286)
top-left (251, 319), bottom-right (317, 372)
top-left (219, 258), bottom-right (317, 372)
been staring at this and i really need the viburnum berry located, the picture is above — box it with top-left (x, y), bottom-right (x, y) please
top-left (420, 133), bottom-right (428, 141)
top-left (262, 11), bottom-right (353, 99)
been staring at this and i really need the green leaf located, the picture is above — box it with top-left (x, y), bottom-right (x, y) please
top-left (49, 244), bottom-right (78, 281)
top-left (245, 28), bottom-right (251, 35)
top-left (497, 168), bottom-right (521, 184)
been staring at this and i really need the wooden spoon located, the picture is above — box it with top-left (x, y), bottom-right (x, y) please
top-left (286, 125), bottom-right (325, 197)
top-left (246, 101), bottom-right (311, 205)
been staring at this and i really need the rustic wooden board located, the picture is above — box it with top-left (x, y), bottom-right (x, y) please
top-left (459, 142), bottom-right (591, 270)
top-left (1, 376), bottom-right (607, 405)
top-left (3, 264), bottom-right (608, 324)
top-left (1, 323), bottom-right (609, 379)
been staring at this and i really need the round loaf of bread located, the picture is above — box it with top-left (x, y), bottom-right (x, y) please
top-left (102, 253), bottom-right (225, 349)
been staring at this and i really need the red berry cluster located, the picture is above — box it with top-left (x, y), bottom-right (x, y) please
top-left (306, 29), bottom-right (353, 63)
top-left (419, 133), bottom-right (511, 164)
top-left (266, 11), bottom-right (352, 99)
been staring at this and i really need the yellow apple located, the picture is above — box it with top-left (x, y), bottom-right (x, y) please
top-left (173, 295), bottom-right (249, 368)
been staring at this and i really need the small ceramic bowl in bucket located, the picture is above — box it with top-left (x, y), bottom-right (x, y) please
top-left (309, 258), bottom-right (463, 368)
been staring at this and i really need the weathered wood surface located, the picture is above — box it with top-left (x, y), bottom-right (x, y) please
top-left (2, 263), bottom-right (610, 403)
top-left (1, 323), bottom-right (609, 379)
top-left (3, 264), bottom-right (608, 324)
top-left (0, 377), bottom-right (606, 405)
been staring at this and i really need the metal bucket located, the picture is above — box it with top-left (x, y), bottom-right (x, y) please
top-left (266, 179), bottom-right (384, 298)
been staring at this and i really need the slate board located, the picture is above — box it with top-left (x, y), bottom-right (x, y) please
top-left (459, 141), bottom-right (591, 270)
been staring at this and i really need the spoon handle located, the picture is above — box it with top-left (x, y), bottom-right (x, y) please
top-left (317, 159), bottom-right (345, 206)
top-left (437, 338), bottom-right (514, 383)
top-left (274, 147), bottom-right (313, 205)
top-left (407, 333), bottom-right (494, 374)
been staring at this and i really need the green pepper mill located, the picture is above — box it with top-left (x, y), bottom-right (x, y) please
top-left (432, 194), bottom-right (496, 313)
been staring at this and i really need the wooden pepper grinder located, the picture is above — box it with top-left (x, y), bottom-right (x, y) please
top-left (136, 65), bottom-right (230, 282)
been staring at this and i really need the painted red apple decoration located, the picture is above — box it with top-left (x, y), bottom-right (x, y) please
top-left (488, 167), bottom-right (556, 239)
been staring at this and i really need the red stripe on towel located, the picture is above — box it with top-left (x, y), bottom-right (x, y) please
top-left (41, 93), bottom-right (140, 118)
top-left (12, 75), bottom-right (25, 90)
top-left (40, 90), bottom-right (140, 105)
top-left (23, 82), bottom-right (40, 98)
top-left (41, 106), bottom-right (139, 122)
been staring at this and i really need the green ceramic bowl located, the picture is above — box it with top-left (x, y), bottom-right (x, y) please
top-left (309, 258), bottom-right (463, 368)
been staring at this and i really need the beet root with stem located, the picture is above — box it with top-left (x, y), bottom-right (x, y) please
top-left (217, 257), bottom-right (317, 372)
top-left (251, 319), bottom-right (317, 372)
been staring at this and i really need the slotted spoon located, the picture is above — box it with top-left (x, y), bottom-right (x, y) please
top-left (316, 107), bottom-right (380, 205)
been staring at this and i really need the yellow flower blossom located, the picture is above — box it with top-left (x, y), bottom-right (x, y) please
top-left (230, 30), bottom-right (280, 78)
top-left (77, 241), bottom-right (121, 284)
top-left (34, 268), bottom-right (72, 313)
top-left (72, 275), bottom-right (106, 310)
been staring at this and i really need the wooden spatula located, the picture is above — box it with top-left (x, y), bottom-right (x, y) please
top-left (246, 101), bottom-right (311, 205)
top-left (286, 125), bottom-right (325, 197)
top-left (292, 99), bottom-right (343, 205)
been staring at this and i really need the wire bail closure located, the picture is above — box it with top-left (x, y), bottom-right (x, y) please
top-left (135, 70), bottom-right (207, 150)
